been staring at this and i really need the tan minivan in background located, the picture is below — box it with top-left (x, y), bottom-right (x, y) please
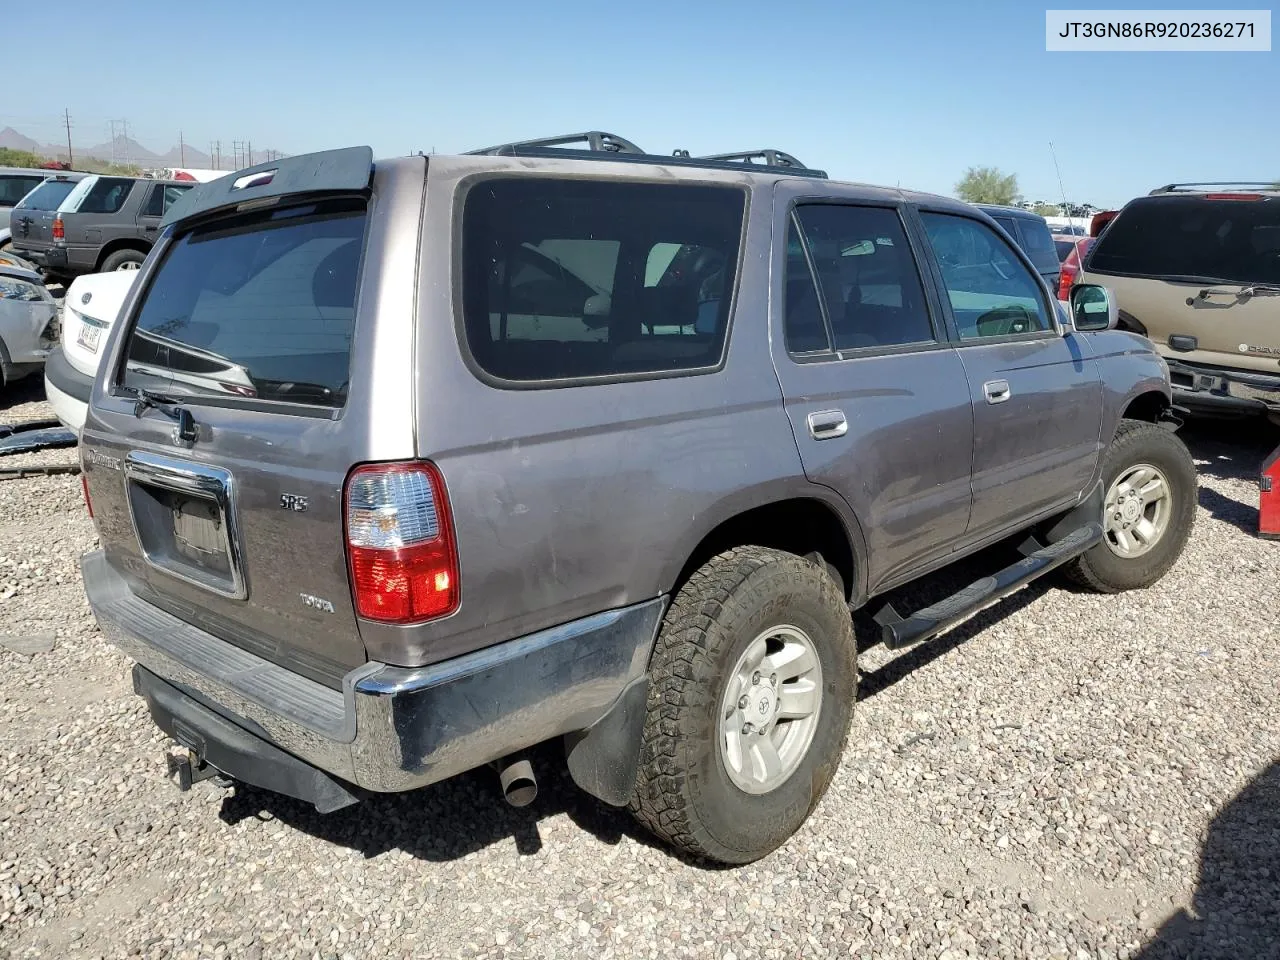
top-left (1078, 182), bottom-right (1280, 425)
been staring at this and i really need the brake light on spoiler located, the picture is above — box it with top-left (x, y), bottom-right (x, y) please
top-left (344, 462), bottom-right (459, 624)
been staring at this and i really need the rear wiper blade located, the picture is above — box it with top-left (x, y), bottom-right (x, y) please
top-left (1150, 274), bottom-right (1239, 285)
top-left (1192, 282), bottom-right (1280, 301)
top-left (119, 386), bottom-right (199, 443)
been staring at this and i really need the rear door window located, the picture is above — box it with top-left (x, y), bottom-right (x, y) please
top-left (0, 175), bottom-right (46, 207)
top-left (1088, 196), bottom-right (1280, 285)
top-left (786, 204), bottom-right (935, 352)
top-left (15, 179), bottom-right (76, 212)
top-left (121, 198), bottom-right (366, 408)
top-left (461, 178), bottom-right (746, 384)
top-left (143, 183), bottom-right (194, 218)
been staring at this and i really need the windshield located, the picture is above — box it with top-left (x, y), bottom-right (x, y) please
top-left (122, 198), bottom-right (367, 408)
top-left (16, 179), bottom-right (77, 212)
top-left (1088, 196), bottom-right (1280, 285)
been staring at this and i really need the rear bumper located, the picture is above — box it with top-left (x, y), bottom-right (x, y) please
top-left (45, 346), bottom-right (93, 432)
top-left (83, 550), bottom-right (663, 800)
top-left (10, 245), bottom-right (64, 270)
top-left (1167, 359), bottom-right (1280, 416)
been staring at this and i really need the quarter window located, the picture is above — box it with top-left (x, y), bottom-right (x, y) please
top-left (784, 204), bottom-right (935, 353)
top-left (461, 178), bottom-right (746, 383)
top-left (921, 213), bottom-right (1051, 340)
top-left (77, 177), bottom-right (136, 215)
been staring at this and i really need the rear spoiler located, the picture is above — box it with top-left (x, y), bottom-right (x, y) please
top-left (161, 146), bottom-right (375, 229)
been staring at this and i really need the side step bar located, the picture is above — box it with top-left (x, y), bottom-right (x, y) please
top-left (872, 523), bottom-right (1103, 650)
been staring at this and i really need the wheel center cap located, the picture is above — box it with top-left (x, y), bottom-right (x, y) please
top-left (752, 690), bottom-right (775, 723)
top-left (1121, 499), bottom-right (1142, 522)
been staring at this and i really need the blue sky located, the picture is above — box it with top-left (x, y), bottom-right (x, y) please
top-left (6, 0), bottom-right (1277, 208)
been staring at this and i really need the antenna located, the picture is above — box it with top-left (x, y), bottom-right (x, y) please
top-left (1049, 140), bottom-right (1072, 229)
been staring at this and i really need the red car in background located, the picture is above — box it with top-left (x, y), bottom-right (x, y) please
top-left (1057, 209), bottom-right (1118, 300)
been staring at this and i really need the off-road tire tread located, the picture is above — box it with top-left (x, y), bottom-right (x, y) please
top-left (1064, 419), bottom-right (1196, 593)
top-left (628, 545), bottom-right (853, 862)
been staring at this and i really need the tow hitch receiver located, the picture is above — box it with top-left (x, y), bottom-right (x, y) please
top-left (171, 750), bottom-right (232, 792)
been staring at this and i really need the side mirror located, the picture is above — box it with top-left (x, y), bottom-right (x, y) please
top-left (1070, 283), bottom-right (1118, 331)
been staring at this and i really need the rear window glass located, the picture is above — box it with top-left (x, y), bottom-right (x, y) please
top-left (461, 178), bottom-right (746, 383)
top-left (122, 198), bottom-right (366, 408)
top-left (1054, 238), bottom-right (1078, 261)
top-left (1089, 196), bottom-right (1280, 285)
top-left (16, 179), bottom-right (76, 212)
top-left (0, 175), bottom-right (45, 207)
top-left (74, 177), bottom-right (136, 215)
top-left (1013, 218), bottom-right (1060, 274)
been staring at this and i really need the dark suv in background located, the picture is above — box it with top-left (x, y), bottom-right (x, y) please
top-left (2, 171), bottom-right (85, 254)
top-left (978, 204), bottom-right (1061, 294)
top-left (9, 174), bottom-right (193, 278)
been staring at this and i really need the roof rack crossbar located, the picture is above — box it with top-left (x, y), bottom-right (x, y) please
top-left (1149, 181), bottom-right (1280, 195)
top-left (696, 149), bottom-right (808, 169)
top-left (467, 131), bottom-right (645, 157)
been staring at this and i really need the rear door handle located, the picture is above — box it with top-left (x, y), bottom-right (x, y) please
top-left (983, 380), bottom-right (1011, 404)
top-left (807, 409), bottom-right (848, 440)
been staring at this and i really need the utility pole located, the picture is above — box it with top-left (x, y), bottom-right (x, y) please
top-left (63, 109), bottom-right (73, 167)
top-left (122, 119), bottom-right (131, 166)
top-left (109, 120), bottom-right (117, 165)
top-left (215, 140), bottom-right (221, 170)
top-left (179, 131), bottom-right (185, 166)
top-left (247, 140), bottom-right (252, 166)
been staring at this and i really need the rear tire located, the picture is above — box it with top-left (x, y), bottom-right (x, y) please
top-left (100, 249), bottom-right (146, 272)
top-left (629, 546), bottom-right (856, 864)
top-left (1065, 419), bottom-right (1196, 593)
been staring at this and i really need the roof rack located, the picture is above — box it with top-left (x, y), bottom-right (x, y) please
top-left (466, 131), bottom-right (828, 179)
top-left (1149, 181), bottom-right (1280, 195)
top-left (467, 131), bottom-right (645, 156)
top-left (695, 149), bottom-right (809, 170)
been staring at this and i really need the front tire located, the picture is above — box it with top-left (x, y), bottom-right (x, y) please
top-left (629, 546), bottom-right (857, 864)
top-left (1065, 419), bottom-right (1196, 593)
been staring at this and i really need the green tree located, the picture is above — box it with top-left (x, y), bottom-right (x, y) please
top-left (955, 166), bottom-right (1020, 205)
top-left (1032, 203), bottom-right (1060, 217)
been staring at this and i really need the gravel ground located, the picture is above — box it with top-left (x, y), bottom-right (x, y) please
top-left (0, 392), bottom-right (1277, 960)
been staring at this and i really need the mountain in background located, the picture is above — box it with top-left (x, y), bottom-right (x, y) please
top-left (0, 126), bottom-right (284, 171)
top-left (82, 134), bottom-right (161, 164)
top-left (0, 127), bottom-right (43, 154)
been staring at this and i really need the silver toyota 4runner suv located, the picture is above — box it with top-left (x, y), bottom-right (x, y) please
top-left (78, 134), bottom-right (1196, 863)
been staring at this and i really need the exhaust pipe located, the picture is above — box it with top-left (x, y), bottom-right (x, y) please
top-left (495, 755), bottom-right (537, 807)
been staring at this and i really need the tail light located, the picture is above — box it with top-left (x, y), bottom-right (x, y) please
top-left (1058, 237), bottom-right (1094, 301)
top-left (81, 473), bottom-right (94, 518)
top-left (1058, 250), bottom-right (1080, 301)
top-left (344, 462), bottom-right (459, 624)
top-left (52, 217), bottom-right (64, 241)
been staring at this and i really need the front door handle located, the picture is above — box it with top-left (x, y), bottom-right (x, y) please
top-left (983, 379), bottom-right (1011, 404)
top-left (807, 409), bottom-right (848, 440)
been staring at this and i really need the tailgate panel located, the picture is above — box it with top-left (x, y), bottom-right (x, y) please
top-left (81, 153), bottom-right (426, 688)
